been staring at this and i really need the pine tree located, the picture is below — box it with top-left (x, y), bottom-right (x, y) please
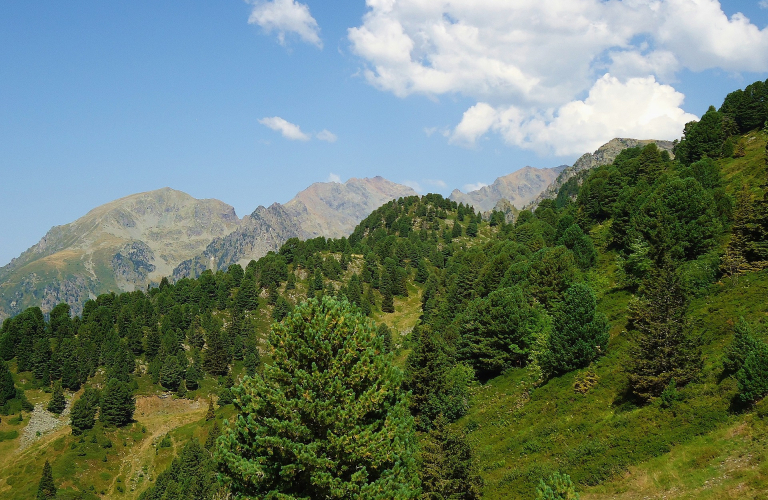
top-left (47, 381), bottom-right (66, 414)
top-left (36, 459), bottom-right (56, 500)
top-left (203, 329), bottom-right (230, 376)
top-left (536, 472), bottom-right (579, 500)
top-left (419, 414), bottom-right (482, 500)
top-left (160, 355), bottom-right (183, 391)
top-left (100, 378), bottom-right (135, 427)
top-left (628, 264), bottom-right (702, 401)
top-left (377, 323), bottom-right (393, 353)
top-left (0, 360), bottom-right (15, 406)
top-left (216, 297), bottom-right (419, 499)
top-left (70, 387), bottom-right (99, 435)
top-left (723, 318), bottom-right (761, 375)
top-left (205, 420), bottom-right (221, 451)
top-left (736, 341), bottom-right (768, 403)
top-left (185, 363), bottom-right (202, 391)
top-left (543, 284), bottom-right (609, 376)
top-left (382, 291), bottom-right (395, 313)
top-left (206, 398), bottom-right (215, 421)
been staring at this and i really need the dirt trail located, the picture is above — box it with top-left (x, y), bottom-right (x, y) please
top-left (111, 395), bottom-right (205, 498)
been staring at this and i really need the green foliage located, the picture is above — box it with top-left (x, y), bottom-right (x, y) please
top-left (99, 378), bottom-right (135, 427)
top-left (541, 284), bottom-right (609, 376)
top-left (628, 264), bottom-right (702, 401)
top-left (47, 381), bottom-right (66, 414)
top-left (458, 287), bottom-right (546, 379)
top-left (736, 341), bottom-right (768, 404)
top-left (419, 414), bottom-right (482, 500)
top-left (722, 318), bottom-right (762, 375)
top-left (36, 460), bottom-right (56, 500)
top-left (535, 472), bottom-right (579, 500)
top-left (217, 297), bottom-right (419, 499)
top-left (70, 387), bottom-right (100, 435)
top-left (0, 360), bottom-right (15, 406)
top-left (139, 439), bottom-right (218, 500)
top-left (159, 355), bottom-right (183, 391)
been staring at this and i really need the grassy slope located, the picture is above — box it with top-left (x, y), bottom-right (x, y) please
top-left (1, 135), bottom-right (767, 498)
top-left (460, 132), bottom-right (768, 499)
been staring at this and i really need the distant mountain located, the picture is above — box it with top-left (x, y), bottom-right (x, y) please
top-left (449, 166), bottom-right (566, 212)
top-left (172, 177), bottom-right (417, 279)
top-left (0, 188), bottom-right (240, 319)
top-left (0, 178), bottom-right (416, 319)
top-left (526, 138), bottom-right (675, 210)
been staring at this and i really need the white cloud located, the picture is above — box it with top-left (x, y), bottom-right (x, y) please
top-left (316, 129), bottom-right (338, 142)
top-left (463, 182), bottom-right (488, 193)
top-left (258, 116), bottom-right (310, 141)
top-left (453, 75), bottom-right (697, 156)
top-left (327, 173), bottom-right (342, 183)
top-left (248, 0), bottom-right (322, 48)
top-left (402, 180), bottom-right (424, 193)
top-left (349, 0), bottom-right (768, 155)
top-left (761, 0), bottom-right (768, 9)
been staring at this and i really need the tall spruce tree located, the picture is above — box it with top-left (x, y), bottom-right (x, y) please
top-left (100, 378), bottom-right (135, 427)
top-left (0, 360), bottom-right (15, 406)
top-left (628, 263), bottom-right (702, 401)
top-left (216, 297), bottom-right (419, 499)
top-left (36, 459), bottom-right (56, 500)
top-left (543, 284), bottom-right (609, 376)
top-left (419, 414), bottom-right (482, 500)
top-left (47, 381), bottom-right (66, 414)
top-left (70, 387), bottom-right (100, 435)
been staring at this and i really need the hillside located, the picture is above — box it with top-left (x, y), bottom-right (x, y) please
top-left (0, 178), bottom-right (416, 320)
top-left (0, 188), bottom-right (240, 319)
top-left (526, 138), bottom-right (675, 210)
top-left (1, 80), bottom-right (768, 500)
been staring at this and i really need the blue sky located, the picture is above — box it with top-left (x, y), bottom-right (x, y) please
top-left (1, 0), bottom-right (767, 266)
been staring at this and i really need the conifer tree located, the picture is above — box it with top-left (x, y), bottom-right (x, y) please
top-left (47, 381), bottom-right (66, 414)
top-left (377, 323), bottom-right (393, 353)
top-left (723, 318), bottom-right (761, 375)
top-left (160, 355), bottom-right (183, 391)
top-left (70, 387), bottom-right (99, 435)
top-left (203, 329), bottom-right (229, 376)
top-left (205, 420), bottom-right (220, 451)
top-left (628, 263), bottom-right (702, 401)
top-left (0, 360), bottom-right (15, 407)
top-left (206, 398), bottom-right (215, 421)
top-left (100, 378), bottom-right (135, 427)
top-left (185, 362), bottom-right (202, 391)
top-left (217, 297), bottom-right (419, 499)
top-left (419, 414), bottom-right (482, 500)
top-left (543, 284), bottom-right (609, 376)
top-left (36, 459), bottom-right (56, 500)
top-left (536, 472), bottom-right (579, 500)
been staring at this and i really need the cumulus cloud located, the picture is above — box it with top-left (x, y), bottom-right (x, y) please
top-left (453, 75), bottom-right (698, 156)
top-left (248, 0), bottom-right (322, 48)
top-left (258, 116), bottom-right (310, 141)
top-left (316, 129), bottom-right (338, 142)
top-left (327, 173), bottom-right (342, 183)
top-left (349, 0), bottom-right (768, 155)
top-left (463, 182), bottom-right (488, 193)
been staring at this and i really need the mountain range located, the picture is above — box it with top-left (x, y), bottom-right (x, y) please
top-left (0, 137), bottom-right (673, 319)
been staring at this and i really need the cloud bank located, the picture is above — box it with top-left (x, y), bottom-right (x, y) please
top-left (349, 0), bottom-right (768, 155)
top-left (249, 0), bottom-right (322, 48)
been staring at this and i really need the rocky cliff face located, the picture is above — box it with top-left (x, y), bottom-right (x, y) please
top-left (172, 177), bottom-right (417, 279)
top-left (0, 188), bottom-right (241, 318)
top-left (525, 138), bottom-right (675, 210)
top-left (449, 166), bottom-right (566, 212)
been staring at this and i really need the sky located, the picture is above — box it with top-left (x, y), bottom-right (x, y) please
top-left (1, 0), bottom-right (768, 266)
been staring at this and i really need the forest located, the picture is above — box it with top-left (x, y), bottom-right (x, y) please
top-left (1, 78), bottom-right (768, 499)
